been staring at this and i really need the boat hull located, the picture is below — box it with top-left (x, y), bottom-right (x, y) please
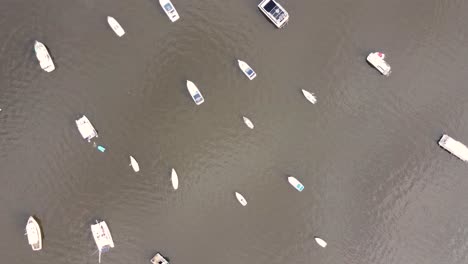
top-left (159, 0), bottom-right (180, 22)
top-left (171, 168), bottom-right (179, 190)
top-left (235, 192), bottom-right (247, 206)
top-left (366, 52), bottom-right (391, 76)
top-left (288, 176), bottom-right (304, 192)
top-left (107, 16), bottom-right (125, 37)
top-left (26, 216), bottom-right (42, 251)
top-left (243, 116), bottom-right (254, 129)
top-left (91, 221), bottom-right (115, 252)
top-left (186, 80), bottom-right (205, 105)
top-left (237, 60), bottom-right (256, 80)
top-left (130, 156), bottom-right (140, 172)
top-left (302, 89), bottom-right (317, 104)
top-left (75, 115), bottom-right (98, 142)
top-left (34, 41), bottom-right (55, 72)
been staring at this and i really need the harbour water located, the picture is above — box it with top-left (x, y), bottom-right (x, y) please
top-left (1, 0), bottom-right (468, 264)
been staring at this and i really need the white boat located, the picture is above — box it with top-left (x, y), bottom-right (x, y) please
top-left (34, 41), bottom-right (55, 72)
top-left (439, 134), bottom-right (468, 162)
top-left (288, 176), bottom-right (304, 192)
top-left (171, 168), bottom-right (179, 190)
top-left (107, 16), bottom-right (125, 37)
top-left (159, 0), bottom-right (180, 22)
top-left (235, 192), bottom-right (247, 206)
top-left (130, 156), bottom-right (140, 172)
top-left (25, 216), bottom-right (42, 251)
top-left (258, 0), bottom-right (289, 28)
top-left (237, 60), bottom-right (256, 80)
top-left (301, 89), bottom-right (317, 104)
top-left (366, 52), bottom-right (391, 76)
top-left (91, 220), bottom-right (114, 263)
top-left (314, 237), bottom-right (327, 248)
top-left (242, 116), bottom-right (254, 129)
top-left (186, 80), bottom-right (205, 105)
top-left (151, 253), bottom-right (169, 264)
top-left (76, 115), bottom-right (98, 142)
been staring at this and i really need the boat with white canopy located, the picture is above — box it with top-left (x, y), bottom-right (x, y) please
top-left (76, 115), bottom-right (98, 142)
top-left (91, 220), bottom-right (114, 263)
top-left (367, 52), bottom-right (391, 76)
top-left (439, 134), bottom-right (468, 162)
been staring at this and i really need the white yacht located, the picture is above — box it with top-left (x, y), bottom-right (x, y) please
top-left (439, 134), bottom-right (468, 162)
top-left (76, 115), bottom-right (98, 142)
top-left (159, 0), bottom-right (180, 22)
top-left (91, 220), bottom-right (114, 263)
top-left (186, 80), bottom-right (205, 105)
top-left (171, 168), bottom-right (179, 190)
top-left (301, 89), bottom-right (317, 104)
top-left (25, 216), bottom-right (42, 251)
top-left (151, 253), bottom-right (169, 264)
top-left (288, 176), bottom-right (304, 192)
top-left (314, 236), bottom-right (327, 248)
top-left (130, 156), bottom-right (140, 172)
top-left (107, 16), bottom-right (125, 37)
top-left (34, 41), bottom-right (55, 72)
top-left (366, 52), bottom-right (391, 76)
top-left (237, 60), bottom-right (256, 80)
top-left (242, 116), bottom-right (254, 129)
top-left (258, 0), bottom-right (289, 28)
top-left (235, 192), bottom-right (248, 206)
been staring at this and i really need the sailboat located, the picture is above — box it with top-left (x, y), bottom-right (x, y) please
top-left (91, 220), bottom-right (114, 263)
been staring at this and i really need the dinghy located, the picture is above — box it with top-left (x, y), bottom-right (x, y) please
top-left (237, 60), bottom-right (256, 80)
top-left (25, 216), bottom-right (42, 251)
top-left (159, 0), bottom-right (180, 22)
top-left (91, 220), bottom-right (114, 263)
top-left (288, 176), bottom-right (304, 192)
top-left (186, 80), bottom-right (205, 105)
top-left (171, 168), bottom-right (179, 190)
top-left (34, 41), bottom-right (55, 72)
top-left (301, 89), bottom-right (317, 104)
top-left (107, 16), bottom-right (125, 37)
top-left (151, 253), bottom-right (169, 264)
top-left (367, 52), bottom-right (391, 76)
top-left (235, 192), bottom-right (247, 206)
top-left (314, 236), bottom-right (327, 248)
top-left (76, 115), bottom-right (98, 142)
top-left (242, 116), bottom-right (254, 129)
top-left (130, 156), bottom-right (140, 172)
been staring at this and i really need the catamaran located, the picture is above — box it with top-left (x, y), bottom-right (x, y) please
top-left (159, 0), bottom-right (180, 22)
top-left (258, 0), bottom-right (289, 28)
top-left (25, 216), bottom-right (42, 251)
top-left (76, 115), bottom-right (98, 142)
top-left (91, 220), bottom-right (114, 263)
top-left (171, 168), bottom-right (179, 190)
top-left (130, 156), bottom-right (140, 172)
top-left (186, 80), bottom-right (205, 105)
top-left (235, 192), bottom-right (247, 206)
top-left (288, 176), bottom-right (304, 192)
top-left (237, 60), bottom-right (257, 80)
top-left (34, 41), bottom-right (55, 72)
top-left (367, 52), bottom-right (391, 76)
top-left (107, 16), bottom-right (125, 37)
top-left (242, 116), bottom-right (254, 129)
top-left (301, 89), bottom-right (317, 104)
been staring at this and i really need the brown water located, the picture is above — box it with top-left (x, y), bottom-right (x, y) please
top-left (2, 0), bottom-right (468, 263)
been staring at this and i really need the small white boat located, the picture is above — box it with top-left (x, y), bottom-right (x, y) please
top-left (91, 220), bottom-right (114, 263)
top-left (242, 116), bottom-right (254, 129)
top-left (76, 115), bottom-right (98, 142)
top-left (235, 192), bottom-right (247, 206)
top-left (107, 16), bottom-right (125, 37)
top-left (301, 89), bottom-right (317, 104)
top-left (314, 236), bottom-right (327, 248)
top-left (288, 176), bottom-right (304, 192)
top-left (130, 156), bottom-right (140, 172)
top-left (25, 216), bottom-right (42, 251)
top-left (171, 168), bottom-right (179, 190)
top-left (34, 41), bottom-right (55, 72)
top-left (151, 253), bottom-right (169, 264)
top-left (366, 52), bottom-right (391, 76)
top-left (159, 0), bottom-right (180, 22)
top-left (439, 134), bottom-right (468, 162)
top-left (237, 60), bottom-right (256, 80)
top-left (258, 0), bottom-right (289, 28)
top-left (186, 80), bottom-right (205, 105)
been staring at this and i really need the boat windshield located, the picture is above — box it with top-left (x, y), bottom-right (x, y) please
top-left (164, 3), bottom-right (173, 11)
top-left (246, 69), bottom-right (254, 76)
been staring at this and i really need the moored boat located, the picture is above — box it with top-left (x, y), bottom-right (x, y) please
top-left (25, 216), bottom-right (42, 251)
top-left (366, 52), bottom-right (391, 76)
top-left (34, 41), bottom-right (55, 72)
top-left (76, 115), bottom-right (98, 142)
top-left (159, 0), bottom-right (180, 22)
top-left (314, 236), bottom-right (327, 248)
top-left (150, 252), bottom-right (169, 264)
top-left (288, 176), bottom-right (304, 192)
top-left (235, 192), bottom-right (247, 206)
top-left (242, 116), bottom-right (254, 129)
top-left (130, 156), bottom-right (140, 172)
top-left (438, 134), bottom-right (468, 162)
top-left (91, 220), bottom-right (114, 263)
top-left (186, 80), bottom-right (205, 105)
top-left (107, 16), bottom-right (125, 37)
top-left (258, 0), bottom-right (289, 28)
top-left (237, 60), bottom-right (256, 80)
top-left (301, 89), bottom-right (317, 104)
top-left (171, 168), bottom-right (179, 190)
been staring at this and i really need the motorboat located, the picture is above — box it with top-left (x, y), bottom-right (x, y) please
top-left (76, 115), bottom-right (98, 142)
top-left (159, 0), bottom-right (180, 22)
top-left (186, 80), bottom-right (205, 105)
top-left (130, 156), bottom-right (140, 172)
top-left (439, 134), bottom-right (468, 162)
top-left (242, 116), bottom-right (254, 129)
top-left (235, 192), bottom-right (247, 206)
top-left (107, 16), bottom-right (125, 37)
top-left (258, 0), bottom-right (289, 28)
top-left (301, 89), bottom-right (317, 104)
top-left (366, 52), bottom-right (391, 76)
top-left (150, 252), bottom-right (169, 264)
top-left (171, 168), bottom-right (179, 190)
top-left (34, 41), bottom-right (55, 72)
top-left (91, 220), bottom-right (114, 263)
top-left (288, 176), bottom-right (304, 192)
top-left (314, 237), bottom-right (327, 248)
top-left (25, 216), bottom-right (42, 251)
top-left (237, 60), bottom-right (256, 80)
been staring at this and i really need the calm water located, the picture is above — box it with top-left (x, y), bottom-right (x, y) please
top-left (2, 0), bottom-right (468, 263)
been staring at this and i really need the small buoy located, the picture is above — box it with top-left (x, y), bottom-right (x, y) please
top-left (314, 236), bottom-right (327, 248)
top-left (97, 145), bottom-right (106, 152)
